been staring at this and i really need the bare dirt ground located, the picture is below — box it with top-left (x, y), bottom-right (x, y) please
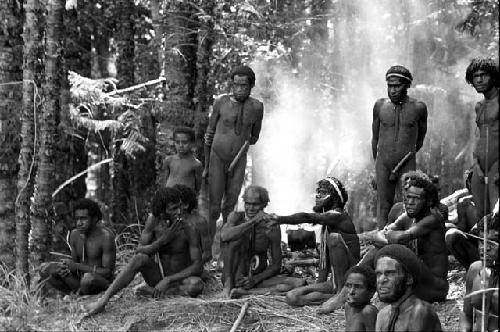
top-left (1, 263), bottom-right (465, 332)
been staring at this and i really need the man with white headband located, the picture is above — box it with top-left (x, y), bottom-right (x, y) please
top-left (371, 65), bottom-right (428, 229)
top-left (271, 177), bottom-right (360, 307)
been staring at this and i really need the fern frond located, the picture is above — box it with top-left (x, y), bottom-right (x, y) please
top-left (69, 105), bottom-right (123, 132)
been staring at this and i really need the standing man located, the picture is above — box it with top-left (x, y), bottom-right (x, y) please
top-left (372, 65), bottom-right (428, 229)
top-left (374, 244), bottom-right (443, 332)
top-left (203, 66), bottom-right (264, 240)
top-left (465, 58), bottom-right (499, 218)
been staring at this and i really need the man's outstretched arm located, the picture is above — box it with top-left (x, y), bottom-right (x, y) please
top-left (277, 211), bottom-right (344, 229)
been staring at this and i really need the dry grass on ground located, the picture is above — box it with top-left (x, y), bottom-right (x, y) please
top-left (1, 266), bottom-right (465, 332)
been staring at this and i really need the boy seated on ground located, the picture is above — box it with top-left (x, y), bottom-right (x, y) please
top-left (461, 205), bottom-right (499, 332)
top-left (86, 188), bottom-right (203, 316)
top-left (221, 185), bottom-right (306, 298)
top-left (343, 265), bottom-right (378, 332)
top-left (160, 126), bottom-right (203, 194)
top-left (40, 199), bottom-right (116, 295)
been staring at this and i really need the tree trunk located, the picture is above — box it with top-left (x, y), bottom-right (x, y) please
top-left (0, 0), bottom-right (23, 270)
top-left (194, 0), bottom-right (215, 160)
top-left (16, 0), bottom-right (44, 279)
top-left (156, 0), bottom-right (198, 177)
top-left (30, 0), bottom-right (64, 265)
top-left (112, 0), bottom-right (135, 226)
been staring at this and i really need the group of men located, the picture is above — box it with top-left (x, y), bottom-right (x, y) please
top-left (40, 59), bottom-right (498, 331)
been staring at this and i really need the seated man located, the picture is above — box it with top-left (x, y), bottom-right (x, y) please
top-left (40, 198), bottom-right (116, 295)
top-left (344, 265), bottom-right (378, 332)
top-left (461, 207), bottom-right (499, 332)
top-left (272, 177), bottom-right (360, 306)
top-left (387, 173), bottom-right (448, 224)
top-left (173, 184), bottom-right (212, 264)
top-left (319, 171), bottom-right (448, 313)
top-left (445, 196), bottom-right (480, 270)
top-left (221, 185), bottom-right (305, 298)
top-left (87, 188), bottom-right (203, 315)
top-left (375, 244), bottom-right (443, 332)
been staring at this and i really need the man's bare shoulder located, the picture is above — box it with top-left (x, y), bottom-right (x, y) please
top-left (214, 94), bottom-right (231, 104)
top-left (377, 304), bottom-right (391, 319)
top-left (361, 303), bottom-right (378, 316)
top-left (96, 225), bottom-right (115, 241)
top-left (374, 98), bottom-right (387, 108)
top-left (226, 211), bottom-right (245, 225)
top-left (410, 297), bottom-right (440, 321)
top-left (409, 97), bottom-right (428, 113)
top-left (248, 96), bottom-right (263, 107)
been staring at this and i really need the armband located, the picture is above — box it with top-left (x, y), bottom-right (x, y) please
top-left (204, 131), bottom-right (214, 146)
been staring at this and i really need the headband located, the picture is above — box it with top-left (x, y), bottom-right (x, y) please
top-left (324, 177), bottom-right (344, 204)
top-left (386, 73), bottom-right (412, 83)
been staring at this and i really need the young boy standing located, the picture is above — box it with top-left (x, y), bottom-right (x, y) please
top-left (161, 127), bottom-right (203, 194)
top-left (344, 265), bottom-right (378, 332)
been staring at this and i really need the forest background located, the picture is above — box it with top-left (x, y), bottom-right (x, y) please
top-left (0, 0), bottom-right (498, 303)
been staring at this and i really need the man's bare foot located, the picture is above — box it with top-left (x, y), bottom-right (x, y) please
top-left (85, 298), bottom-right (107, 316)
top-left (230, 288), bottom-right (247, 299)
top-left (223, 286), bottom-right (232, 298)
top-left (316, 294), bottom-right (344, 314)
top-left (134, 283), bottom-right (155, 297)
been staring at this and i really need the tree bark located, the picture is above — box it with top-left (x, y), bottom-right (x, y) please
top-left (0, 0), bottom-right (23, 270)
top-left (16, 0), bottom-right (44, 279)
top-left (30, 0), bottom-right (64, 265)
top-left (112, 0), bottom-right (135, 226)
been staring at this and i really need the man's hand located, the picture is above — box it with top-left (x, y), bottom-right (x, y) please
top-left (384, 230), bottom-right (399, 244)
top-left (61, 259), bottom-right (78, 273)
top-left (235, 277), bottom-right (255, 290)
top-left (56, 263), bottom-right (71, 278)
top-left (153, 278), bottom-right (171, 298)
top-left (158, 219), bottom-right (183, 246)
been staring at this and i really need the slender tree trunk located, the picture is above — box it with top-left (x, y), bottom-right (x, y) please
top-left (0, 0), bottom-right (23, 270)
top-left (194, 0), bottom-right (215, 160)
top-left (16, 0), bottom-right (44, 279)
top-left (30, 0), bottom-right (64, 265)
top-left (155, 0), bottom-right (198, 171)
top-left (112, 0), bottom-right (135, 226)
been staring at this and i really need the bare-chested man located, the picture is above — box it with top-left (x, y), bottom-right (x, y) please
top-left (318, 171), bottom-right (448, 314)
top-left (465, 58), bottom-right (499, 218)
top-left (87, 188), bottom-right (203, 315)
top-left (40, 199), bottom-right (116, 295)
top-left (344, 265), bottom-right (378, 332)
top-left (221, 185), bottom-right (305, 298)
top-left (461, 210), bottom-right (499, 332)
top-left (272, 177), bottom-right (360, 306)
top-left (372, 65), bottom-right (428, 229)
top-left (173, 184), bottom-right (212, 264)
top-left (375, 244), bottom-right (443, 332)
top-left (445, 172), bottom-right (481, 270)
top-left (161, 127), bottom-right (203, 194)
top-left (203, 66), bottom-right (264, 239)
